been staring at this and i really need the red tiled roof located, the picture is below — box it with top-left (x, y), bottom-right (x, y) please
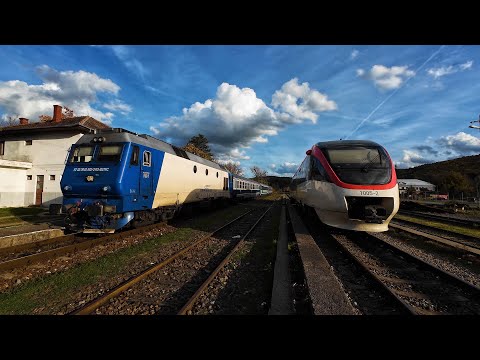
top-left (0, 116), bottom-right (110, 132)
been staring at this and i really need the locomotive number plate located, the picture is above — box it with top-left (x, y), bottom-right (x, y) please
top-left (359, 190), bottom-right (379, 196)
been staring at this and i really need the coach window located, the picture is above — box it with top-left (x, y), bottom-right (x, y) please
top-left (206, 169), bottom-right (209, 176)
top-left (130, 146), bottom-right (140, 165)
top-left (193, 165), bottom-right (197, 173)
top-left (143, 151), bottom-right (151, 167)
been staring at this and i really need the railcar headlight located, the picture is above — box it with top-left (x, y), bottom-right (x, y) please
top-left (86, 175), bottom-right (94, 182)
top-left (102, 185), bottom-right (111, 192)
top-left (64, 185), bottom-right (72, 191)
top-left (93, 137), bottom-right (98, 142)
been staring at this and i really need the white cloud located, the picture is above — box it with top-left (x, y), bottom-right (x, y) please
top-left (103, 100), bottom-right (132, 114)
top-left (0, 65), bottom-right (126, 123)
top-left (269, 162), bottom-right (299, 176)
top-left (271, 78), bottom-right (337, 123)
top-left (427, 60), bottom-right (473, 79)
top-left (350, 49), bottom-right (359, 60)
top-left (437, 132), bottom-right (480, 153)
top-left (460, 60), bottom-right (473, 70)
top-left (151, 79), bottom-right (337, 162)
top-left (110, 46), bottom-right (149, 80)
top-left (229, 148), bottom-right (250, 160)
top-left (357, 65), bottom-right (415, 90)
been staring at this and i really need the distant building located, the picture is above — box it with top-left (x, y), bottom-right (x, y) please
top-left (0, 105), bottom-right (110, 208)
top-left (397, 179), bottom-right (436, 194)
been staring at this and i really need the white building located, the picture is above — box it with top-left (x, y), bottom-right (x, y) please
top-left (397, 179), bottom-right (436, 194)
top-left (0, 105), bottom-right (109, 208)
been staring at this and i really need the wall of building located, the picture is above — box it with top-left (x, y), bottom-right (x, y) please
top-left (0, 166), bottom-right (29, 207)
top-left (0, 131), bottom-right (84, 207)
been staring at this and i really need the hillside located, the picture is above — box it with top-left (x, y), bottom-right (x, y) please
top-left (266, 176), bottom-right (291, 190)
top-left (396, 154), bottom-right (480, 196)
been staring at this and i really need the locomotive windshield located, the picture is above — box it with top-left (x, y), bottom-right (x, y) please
top-left (69, 145), bottom-right (94, 163)
top-left (322, 146), bottom-right (391, 185)
top-left (97, 145), bottom-right (123, 162)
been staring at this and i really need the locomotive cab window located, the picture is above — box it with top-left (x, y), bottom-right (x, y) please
top-left (130, 146), bottom-right (140, 165)
top-left (143, 151), bottom-right (151, 167)
top-left (69, 146), bottom-right (94, 163)
top-left (98, 145), bottom-right (124, 163)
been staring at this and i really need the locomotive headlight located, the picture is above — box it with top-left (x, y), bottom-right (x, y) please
top-left (64, 185), bottom-right (72, 191)
top-left (86, 175), bottom-right (94, 182)
top-left (93, 137), bottom-right (99, 142)
top-left (102, 185), bottom-right (111, 192)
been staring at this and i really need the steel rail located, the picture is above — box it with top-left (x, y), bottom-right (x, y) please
top-left (70, 208), bottom-right (259, 315)
top-left (178, 205), bottom-right (273, 315)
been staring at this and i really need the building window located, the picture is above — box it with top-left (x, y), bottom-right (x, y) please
top-left (193, 165), bottom-right (197, 173)
top-left (0, 141), bottom-right (4, 155)
top-left (50, 175), bottom-right (55, 181)
top-left (206, 169), bottom-right (209, 176)
top-left (25, 140), bottom-right (32, 146)
top-left (27, 175), bottom-right (32, 180)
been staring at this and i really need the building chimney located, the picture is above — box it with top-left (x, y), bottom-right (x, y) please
top-left (53, 105), bottom-right (63, 123)
top-left (19, 118), bottom-right (29, 125)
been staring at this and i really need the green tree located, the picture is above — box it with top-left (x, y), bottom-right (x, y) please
top-left (185, 134), bottom-right (213, 159)
top-left (441, 171), bottom-right (474, 198)
top-left (183, 143), bottom-right (214, 161)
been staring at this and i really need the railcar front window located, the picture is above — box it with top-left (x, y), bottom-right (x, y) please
top-left (323, 146), bottom-right (391, 185)
top-left (98, 145), bottom-right (124, 162)
top-left (69, 146), bottom-right (94, 163)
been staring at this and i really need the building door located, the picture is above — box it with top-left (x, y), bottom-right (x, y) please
top-left (35, 175), bottom-right (44, 205)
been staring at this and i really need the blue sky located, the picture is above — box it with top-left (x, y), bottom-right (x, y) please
top-left (1, 45), bottom-right (480, 177)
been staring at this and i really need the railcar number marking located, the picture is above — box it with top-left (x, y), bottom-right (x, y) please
top-left (360, 190), bottom-right (379, 196)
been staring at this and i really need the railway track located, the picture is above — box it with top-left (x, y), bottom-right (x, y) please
top-left (390, 219), bottom-right (480, 257)
top-left (70, 205), bottom-right (273, 315)
top-left (330, 231), bottom-right (480, 314)
top-left (0, 222), bottom-right (168, 273)
top-left (398, 210), bottom-right (480, 229)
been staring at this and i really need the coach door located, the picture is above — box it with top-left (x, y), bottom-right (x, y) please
top-left (140, 150), bottom-right (153, 202)
top-left (35, 175), bottom-right (44, 205)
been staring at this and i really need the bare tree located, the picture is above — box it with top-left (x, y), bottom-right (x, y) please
top-left (39, 106), bottom-right (75, 122)
top-left (223, 162), bottom-right (244, 176)
top-left (0, 115), bottom-right (19, 127)
top-left (250, 165), bottom-right (268, 184)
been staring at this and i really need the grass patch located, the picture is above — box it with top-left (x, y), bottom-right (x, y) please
top-left (0, 227), bottom-right (195, 314)
top-left (394, 214), bottom-right (480, 239)
top-left (0, 207), bottom-right (45, 218)
top-left (262, 191), bottom-right (284, 201)
top-left (0, 204), bottom-right (253, 314)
